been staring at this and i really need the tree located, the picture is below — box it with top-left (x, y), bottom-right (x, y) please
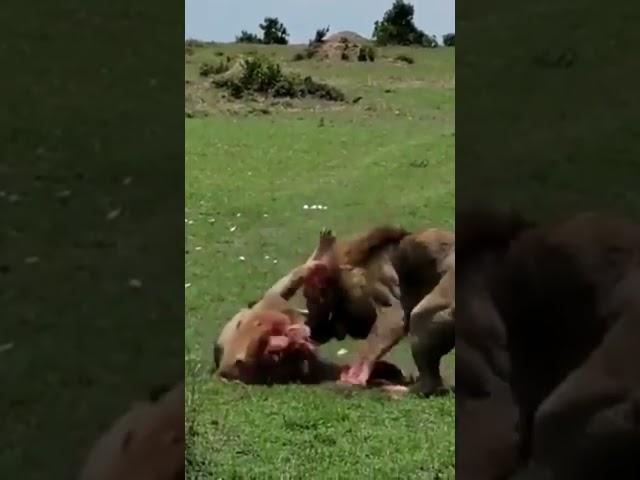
top-left (235, 30), bottom-right (262, 44)
top-left (313, 26), bottom-right (330, 44)
top-left (443, 33), bottom-right (455, 47)
top-left (259, 17), bottom-right (289, 45)
top-left (372, 0), bottom-right (436, 47)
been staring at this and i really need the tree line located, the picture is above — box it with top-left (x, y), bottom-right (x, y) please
top-left (235, 1), bottom-right (454, 47)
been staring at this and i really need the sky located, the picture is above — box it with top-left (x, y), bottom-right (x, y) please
top-left (185, 0), bottom-right (455, 44)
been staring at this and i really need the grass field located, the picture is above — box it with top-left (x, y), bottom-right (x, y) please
top-left (185, 42), bottom-right (455, 479)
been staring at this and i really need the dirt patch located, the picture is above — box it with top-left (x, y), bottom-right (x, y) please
top-left (326, 31), bottom-right (371, 44)
top-left (302, 31), bottom-right (374, 62)
top-left (315, 39), bottom-right (359, 61)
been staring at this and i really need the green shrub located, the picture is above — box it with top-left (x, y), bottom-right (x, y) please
top-left (240, 56), bottom-right (283, 92)
top-left (199, 59), bottom-right (230, 77)
top-left (272, 77), bottom-right (297, 97)
top-left (228, 82), bottom-right (244, 99)
top-left (199, 63), bottom-right (214, 77)
top-left (292, 52), bottom-right (306, 62)
top-left (358, 46), bottom-right (377, 62)
top-left (313, 26), bottom-right (330, 44)
top-left (260, 17), bottom-right (289, 45)
top-left (395, 54), bottom-right (415, 64)
top-left (442, 33), bottom-right (455, 47)
top-left (358, 45), bottom-right (376, 62)
top-left (301, 76), bottom-right (345, 101)
top-left (213, 56), bottom-right (345, 102)
top-left (366, 46), bottom-right (377, 61)
top-left (185, 39), bottom-right (205, 49)
top-left (300, 42), bottom-right (322, 60)
top-left (236, 30), bottom-right (262, 44)
top-left (373, 0), bottom-right (438, 47)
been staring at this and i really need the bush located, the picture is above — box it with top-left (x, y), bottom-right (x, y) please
top-left (300, 26), bottom-right (331, 61)
top-left (228, 82), bottom-right (244, 99)
top-left (260, 17), bottom-right (289, 45)
top-left (301, 76), bottom-right (345, 101)
top-left (236, 30), bottom-right (262, 44)
top-left (372, 0), bottom-right (437, 47)
top-left (213, 56), bottom-right (345, 102)
top-left (357, 45), bottom-right (377, 62)
top-left (272, 77), bottom-right (297, 97)
top-left (313, 26), bottom-right (330, 44)
top-left (185, 39), bottom-right (205, 49)
top-left (421, 34), bottom-right (439, 48)
top-left (237, 56), bottom-right (281, 92)
top-left (443, 33), bottom-right (455, 47)
top-left (199, 59), bottom-right (230, 77)
top-left (395, 54), bottom-right (415, 64)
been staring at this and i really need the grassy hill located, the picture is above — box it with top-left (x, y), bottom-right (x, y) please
top-left (185, 42), bottom-right (455, 479)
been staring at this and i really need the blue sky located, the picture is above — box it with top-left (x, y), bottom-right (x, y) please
top-left (185, 0), bottom-right (455, 44)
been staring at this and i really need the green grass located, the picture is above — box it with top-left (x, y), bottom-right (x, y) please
top-left (186, 42), bottom-right (455, 479)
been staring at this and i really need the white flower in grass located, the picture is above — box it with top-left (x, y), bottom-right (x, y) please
top-left (239, 256), bottom-right (246, 261)
top-left (303, 204), bottom-right (309, 210)
top-left (229, 226), bottom-right (237, 232)
top-left (185, 283), bottom-right (192, 288)
top-left (195, 246), bottom-right (202, 251)
top-left (337, 348), bottom-right (348, 356)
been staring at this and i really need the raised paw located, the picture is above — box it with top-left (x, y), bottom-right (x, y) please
top-left (318, 228), bottom-right (337, 252)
